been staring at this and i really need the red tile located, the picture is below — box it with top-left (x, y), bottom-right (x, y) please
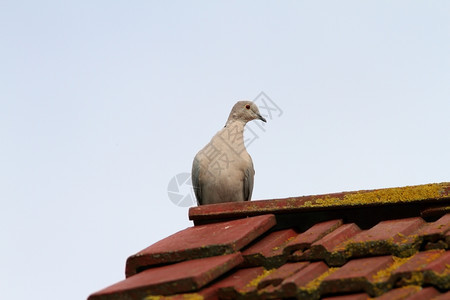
top-left (326, 256), bottom-right (393, 282)
top-left (126, 214), bottom-right (275, 276)
top-left (424, 239), bottom-right (448, 251)
top-left (88, 253), bottom-right (243, 300)
top-left (432, 291), bottom-right (450, 300)
top-left (403, 287), bottom-right (441, 300)
top-left (417, 213), bottom-right (450, 240)
top-left (243, 229), bottom-right (297, 257)
top-left (204, 267), bottom-right (265, 300)
top-left (281, 261), bottom-right (330, 296)
top-left (391, 250), bottom-right (450, 289)
top-left (393, 250), bottom-right (447, 274)
top-left (218, 267), bottom-right (268, 299)
top-left (374, 286), bottom-right (422, 299)
top-left (256, 284), bottom-right (284, 299)
top-left (340, 218), bottom-right (424, 258)
top-left (307, 223), bottom-right (361, 264)
top-left (284, 219), bottom-right (343, 254)
top-left (242, 229), bottom-right (297, 256)
top-left (322, 293), bottom-right (369, 300)
top-left (424, 250), bottom-right (450, 273)
top-left (321, 256), bottom-right (394, 296)
top-left (315, 223), bottom-right (362, 252)
top-left (242, 229), bottom-right (297, 267)
top-left (351, 217), bottom-right (424, 244)
top-left (421, 207), bottom-right (450, 219)
top-left (257, 262), bottom-right (309, 289)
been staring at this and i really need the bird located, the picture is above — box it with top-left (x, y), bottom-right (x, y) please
top-left (192, 101), bottom-right (267, 205)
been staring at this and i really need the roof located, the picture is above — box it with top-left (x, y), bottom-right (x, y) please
top-left (88, 182), bottom-right (450, 300)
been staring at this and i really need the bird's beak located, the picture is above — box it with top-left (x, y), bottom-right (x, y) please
top-left (258, 114), bottom-right (267, 123)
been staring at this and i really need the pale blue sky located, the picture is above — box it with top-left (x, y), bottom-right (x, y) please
top-left (1, 2), bottom-right (449, 300)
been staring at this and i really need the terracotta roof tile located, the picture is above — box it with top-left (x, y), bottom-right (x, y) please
top-left (257, 261), bottom-right (309, 289)
top-left (417, 213), bottom-right (450, 240)
top-left (306, 223), bottom-right (362, 266)
top-left (88, 183), bottom-right (450, 300)
top-left (126, 214), bottom-right (275, 276)
top-left (241, 228), bottom-right (297, 268)
top-left (321, 287), bottom-right (448, 300)
top-left (350, 217), bottom-right (424, 244)
top-left (421, 206), bottom-right (450, 219)
top-left (208, 267), bottom-right (266, 300)
top-left (284, 219), bottom-right (343, 254)
top-left (280, 261), bottom-right (330, 297)
top-left (389, 250), bottom-right (450, 290)
top-left (88, 253), bottom-right (243, 300)
top-left (375, 285), bottom-right (432, 300)
top-left (342, 217), bottom-right (424, 259)
top-left (322, 293), bottom-right (369, 300)
top-left (218, 267), bottom-right (272, 299)
top-left (433, 291), bottom-right (450, 300)
top-left (321, 255), bottom-right (394, 296)
top-left (393, 249), bottom-right (447, 274)
top-left (395, 286), bottom-right (441, 300)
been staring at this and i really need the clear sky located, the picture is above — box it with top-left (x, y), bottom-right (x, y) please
top-left (1, 1), bottom-right (449, 300)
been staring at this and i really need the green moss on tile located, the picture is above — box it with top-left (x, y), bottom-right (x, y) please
top-left (428, 271), bottom-right (450, 290)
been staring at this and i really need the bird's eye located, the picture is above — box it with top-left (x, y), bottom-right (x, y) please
top-left (245, 104), bottom-right (251, 109)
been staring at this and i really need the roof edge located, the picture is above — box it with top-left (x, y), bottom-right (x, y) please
top-left (189, 182), bottom-right (450, 225)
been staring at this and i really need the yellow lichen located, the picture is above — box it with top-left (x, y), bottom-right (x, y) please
top-left (182, 294), bottom-right (204, 300)
top-left (400, 272), bottom-right (424, 286)
top-left (145, 294), bottom-right (204, 300)
top-left (372, 256), bottom-right (411, 283)
top-left (304, 201), bottom-right (313, 207)
top-left (244, 268), bottom-right (275, 289)
top-left (416, 249), bottom-right (445, 267)
top-left (145, 296), bottom-right (163, 300)
top-left (446, 264), bottom-right (450, 272)
top-left (299, 183), bottom-right (447, 208)
top-left (303, 267), bottom-right (339, 293)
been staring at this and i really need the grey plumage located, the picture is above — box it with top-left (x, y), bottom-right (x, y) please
top-left (192, 101), bottom-right (266, 205)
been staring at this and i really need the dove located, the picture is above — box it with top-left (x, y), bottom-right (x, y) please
top-left (192, 101), bottom-right (266, 205)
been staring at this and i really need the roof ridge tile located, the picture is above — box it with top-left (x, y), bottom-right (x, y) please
top-left (189, 183), bottom-right (450, 224)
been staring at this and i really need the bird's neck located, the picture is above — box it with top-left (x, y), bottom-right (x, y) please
top-left (222, 120), bottom-right (247, 154)
top-left (224, 119), bottom-right (246, 132)
top-left (225, 118), bottom-right (246, 128)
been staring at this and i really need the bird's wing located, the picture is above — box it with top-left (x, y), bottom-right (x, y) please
top-left (191, 155), bottom-right (203, 205)
top-left (243, 161), bottom-right (255, 201)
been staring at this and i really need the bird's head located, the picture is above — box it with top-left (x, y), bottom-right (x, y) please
top-left (226, 101), bottom-right (267, 125)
